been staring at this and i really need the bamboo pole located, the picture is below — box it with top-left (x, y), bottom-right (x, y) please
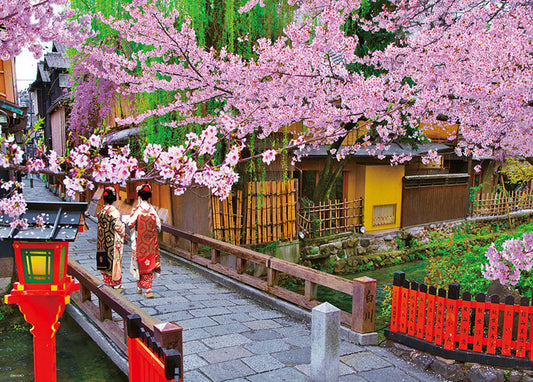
top-left (501, 175), bottom-right (513, 229)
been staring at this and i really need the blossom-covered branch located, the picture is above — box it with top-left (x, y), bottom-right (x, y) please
top-left (482, 232), bottom-right (533, 286)
top-left (0, 0), bottom-right (90, 60)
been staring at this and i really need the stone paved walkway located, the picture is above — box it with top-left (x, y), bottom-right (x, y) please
top-left (23, 176), bottom-right (444, 382)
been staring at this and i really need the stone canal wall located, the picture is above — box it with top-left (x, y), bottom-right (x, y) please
top-left (299, 211), bottom-right (533, 274)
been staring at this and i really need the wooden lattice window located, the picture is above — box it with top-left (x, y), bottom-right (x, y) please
top-left (372, 204), bottom-right (396, 226)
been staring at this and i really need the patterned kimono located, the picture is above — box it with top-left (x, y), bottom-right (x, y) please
top-left (128, 201), bottom-right (161, 290)
top-left (97, 204), bottom-right (126, 286)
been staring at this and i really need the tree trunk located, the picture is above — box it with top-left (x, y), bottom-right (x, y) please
top-left (311, 129), bottom-right (352, 203)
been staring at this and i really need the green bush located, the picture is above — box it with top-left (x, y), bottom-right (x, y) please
top-left (424, 221), bottom-right (533, 297)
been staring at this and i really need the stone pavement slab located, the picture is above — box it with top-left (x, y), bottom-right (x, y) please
top-left (23, 177), bottom-right (444, 381)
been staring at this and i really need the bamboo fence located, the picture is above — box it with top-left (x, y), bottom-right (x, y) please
top-left (298, 198), bottom-right (364, 238)
top-left (211, 180), bottom-right (297, 245)
top-left (471, 189), bottom-right (533, 217)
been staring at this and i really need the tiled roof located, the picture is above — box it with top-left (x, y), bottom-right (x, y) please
top-left (53, 41), bottom-right (67, 55)
top-left (301, 142), bottom-right (453, 157)
top-left (37, 62), bottom-right (50, 82)
top-left (45, 53), bottom-right (69, 69)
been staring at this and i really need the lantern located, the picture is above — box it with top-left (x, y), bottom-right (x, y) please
top-left (13, 241), bottom-right (69, 289)
top-left (3, 201), bottom-right (87, 382)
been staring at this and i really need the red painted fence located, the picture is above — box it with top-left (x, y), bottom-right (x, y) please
top-left (127, 315), bottom-right (182, 382)
top-left (385, 272), bottom-right (533, 369)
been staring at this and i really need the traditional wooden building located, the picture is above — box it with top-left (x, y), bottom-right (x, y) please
top-left (29, 42), bottom-right (70, 155)
top-left (0, 58), bottom-right (27, 278)
top-left (297, 122), bottom-right (471, 233)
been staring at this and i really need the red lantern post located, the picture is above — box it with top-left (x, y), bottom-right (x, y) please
top-left (4, 277), bottom-right (79, 381)
top-left (2, 202), bottom-right (87, 382)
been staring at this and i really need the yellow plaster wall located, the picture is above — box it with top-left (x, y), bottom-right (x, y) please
top-left (364, 165), bottom-right (404, 232)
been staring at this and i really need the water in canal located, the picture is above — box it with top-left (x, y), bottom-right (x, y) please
top-left (0, 308), bottom-right (128, 382)
top-left (318, 259), bottom-right (429, 332)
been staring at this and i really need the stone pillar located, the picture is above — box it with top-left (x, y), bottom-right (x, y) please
top-left (311, 302), bottom-right (340, 382)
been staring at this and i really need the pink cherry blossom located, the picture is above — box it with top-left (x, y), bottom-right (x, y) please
top-left (261, 150), bottom-right (277, 165)
top-left (482, 233), bottom-right (533, 286)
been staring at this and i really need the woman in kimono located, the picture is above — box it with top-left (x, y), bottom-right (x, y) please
top-left (128, 183), bottom-right (161, 298)
top-left (97, 187), bottom-right (125, 292)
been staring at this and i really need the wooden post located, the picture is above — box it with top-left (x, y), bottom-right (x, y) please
top-left (516, 296), bottom-right (529, 358)
top-left (425, 286), bottom-right (436, 343)
top-left (434, 288), bottom-right (447, 346)
top-left (305, 280), bottom-right (318, 301)
top-left (81, 283), bottom-right (91, 302)
top-left (389, 272), bottom-right (404, 332)
top-left (399, 279), bottom-right (410, 334)
top-left (473, 293), bottom-right (486, 352)
top-left (416, 283), bottom-right (427, 339)
top-left (351, 276), bottom-right (377, 333)
top-left (267, 268), bottom-right (279, 288)
top-left (99, 299), bottom-right (112, 321)
top-left (236, 258), bottom-right (247, 274)
top-left (408, 281), bottom-right (418, 337)
top-left (502, 295), bottom-right (514, 356)
top-left (486, 294), bottom-right (499, 354)
top-left (458, 291), bottom-right (471, 351)
top-left (190, 242), bottom-right (198, 260)
top-left (211, 248), bottom-right (220, 264)
top-left (154, 322), bottom-right (183, 381)
top-left (444, 283), bottom-right (460, 351)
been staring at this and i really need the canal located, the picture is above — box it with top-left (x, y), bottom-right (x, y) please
top-left (317, 259), bottom-right (429, 332)
top-left (0, 307), bottom-right (127, 382)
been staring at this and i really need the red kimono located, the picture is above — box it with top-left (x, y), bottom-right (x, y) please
top-left (128, 201), bottom-right (161, 289)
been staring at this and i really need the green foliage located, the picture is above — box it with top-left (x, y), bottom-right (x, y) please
top-left (500, 157), bottom-right (533, 186)
top-left (343, 0), bottom-right (395, 78)
top-left (70, 0), bottom-right (296, 158)
top-left (469, 184), bottom-right (483, 203)
top-left (255, 240), bottom-right (280, 254)
top-left (380, 284), bottom-right (392, 319)
top-left (423, 221), bottom-right (533, 297)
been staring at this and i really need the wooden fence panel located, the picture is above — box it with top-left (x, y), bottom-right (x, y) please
top-left (416, 284), bottom-right (427, 339)
top-left (472, 189), bottom-right (533, 218)
top-left (386, 272), bottom-right (533, 369)
top-left (402, 183), bottom-right (469, 227)
top-left (297, 198), bottom-right (363, 238)
top-left (211, 180), bottom-right (297, 245)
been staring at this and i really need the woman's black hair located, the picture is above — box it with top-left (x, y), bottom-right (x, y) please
top-left (138, 184), bottom-right (152, 201)
top-left (102, 187), bottom-right (117, 204)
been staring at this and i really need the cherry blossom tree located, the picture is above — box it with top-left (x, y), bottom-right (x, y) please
top-left (0, 0), bottom-right (88, 60)
top-left (371, 0), bottom-right (533, 160)
top-left (0, 0), bottom-right (531, 222)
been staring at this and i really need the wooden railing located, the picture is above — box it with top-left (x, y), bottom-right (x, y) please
top-left (161, 223), bottom-right (376, 333)
top-left (471, 189), bottom-right (533, 217)
top-left (385, 271), bottom-right (533, 369)
top-left (127, 314), bottom-right (181, 382)
top-left (298, 198), bottom-right (364, 238)
top-left (67, 259), bottom-right (183, 380)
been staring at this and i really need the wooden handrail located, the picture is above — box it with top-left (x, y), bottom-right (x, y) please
top-left (161, 223), bottom-right (375, 333)
top-left (67, 258), bottom-right (184, 380)
top-left (68, 259), bottom-right (158, 332)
